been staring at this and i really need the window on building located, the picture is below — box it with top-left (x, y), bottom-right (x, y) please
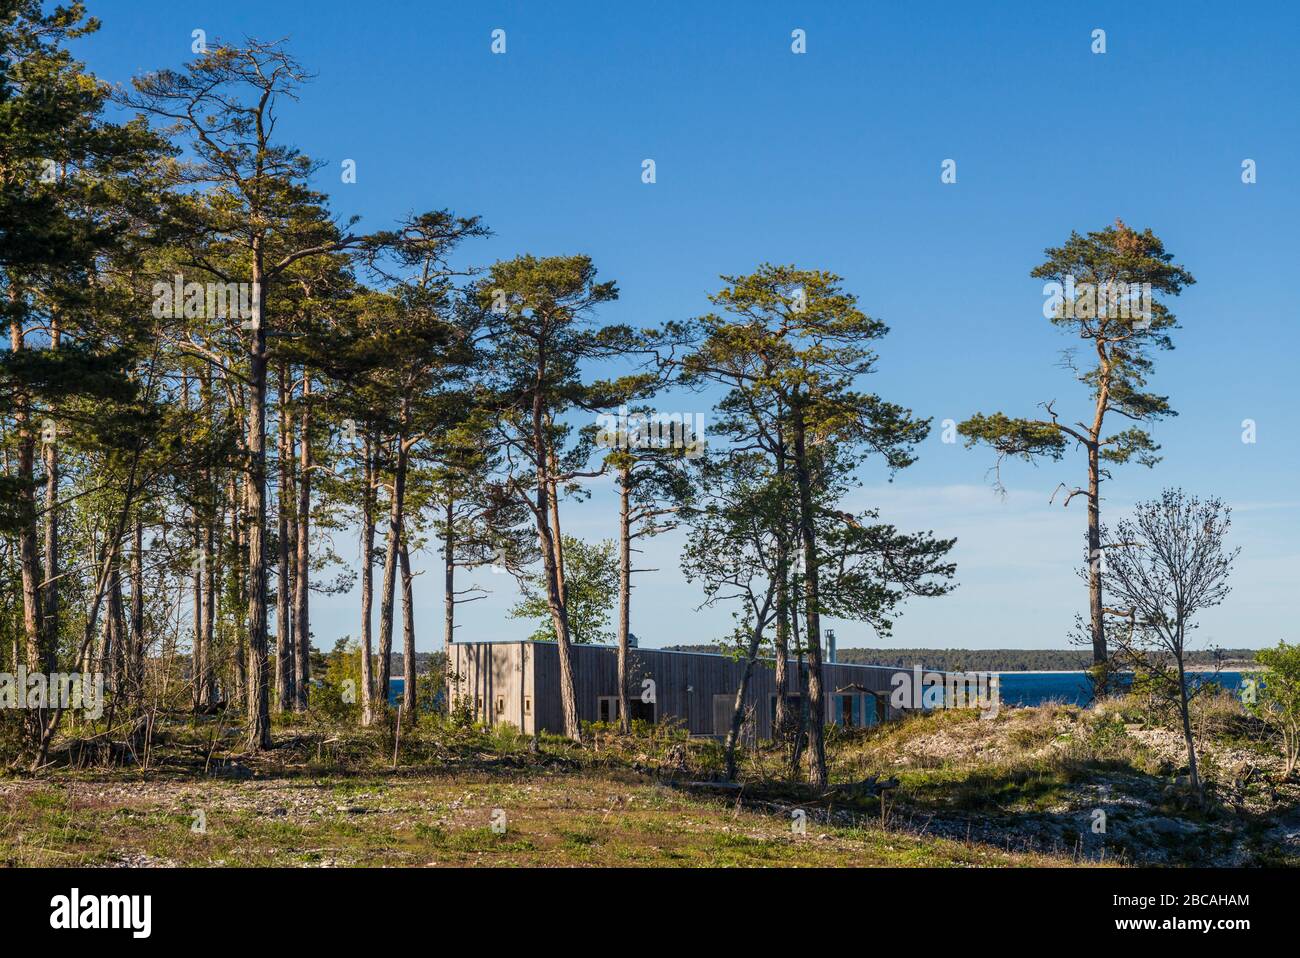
top-left (495, 696), bottom-right (506, 715)
top-left (628, 698), bottom-right (655, 724)
top-left (865, 694), bottom-right (883, 726)
top-left (524, 697), bottom-right (532, 715)
top-left (597, 696), bottom-right (618, 724)
top-left (712, 694), bottom-right (734, 737)
top-left (770, 694), bottom-right (803, 723)
top-left (598, 696), bottom-right (656, 724)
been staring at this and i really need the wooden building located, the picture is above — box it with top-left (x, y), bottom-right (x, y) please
top-left (447, 640), bottom-right (907, 739)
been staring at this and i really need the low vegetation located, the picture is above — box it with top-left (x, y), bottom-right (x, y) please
top-left (4, 685), bottom-right (1296, 867)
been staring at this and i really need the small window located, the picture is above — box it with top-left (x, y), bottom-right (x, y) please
top-left (495, 696), bottom-right (506, 715)
top-left (770, 694), bottom-right (803, 722)
top-left (628, 698), bottom-right (655, 724)
top-left (597, 696), bottom-right (653, 724)
top-left (597, 696), bottom-right (619, 723)
top-left (524, 697), bottom-right (532, 715)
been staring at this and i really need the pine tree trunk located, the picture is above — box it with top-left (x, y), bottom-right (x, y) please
top-left (100, 572), bottom-right (115, 689)
top-left (376, 436), bottom-right (408, 714)
top-left (201, 522), bottom-right (215, 707)
top-left (107, 559), bottom-right (125, 696)
top-left (293, 374), bottom-right (312, 711)
top-left (616, 465), bottom-right (632, 733)
top-left (1085, 353), bottom-right (1113, 695)
top-left (275, 363), bottom-right (294, 712)
top-left (16, 448), bottom-right (42, 672)
top-left (548, 450), bottom-right (568, 610)
top-left (192, 522), bottom-right (203, 711)
top-left (791, 402), bottom-right (827, 789)
top-left (1086, 442), bottom-right (1107, 689)
top-left (790, 643), bottom-right (808, 776)
top-left (724, 612), bottom-right (769, 780)
top-left (228, 430), bottom-right (246, 709)
top-left (360, 433), bottom-right (376, 726)
top-left (773, 424), bottom-right (790, 739)
top-left (532, 394), bottom-right (579, 740)
top-left (443, 499), bottom-right (456, 651)
top-left (442, 498), bottom-right (456, 708)
top-left (537, 509), bottom-right (579, 739)
top-left (244, 254), bottom-right (272, 750)
top-left (130, 519), bottom-right (145, 708)
top-left (8, 297), bottom-right (44, 681)
top-left (196, 366), bottom-right (216, 709)
top-left (41, 427), bottom-right (58, 672)
top-left (773, 557), bottom-right (790, 737)
top-left (41, 316), bottom-right (60, 673)
top-left (399, 538), bottom-right (416, 720)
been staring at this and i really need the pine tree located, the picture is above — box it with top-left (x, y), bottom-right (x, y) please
top-left (959, 222), bottom-right (1194, 690)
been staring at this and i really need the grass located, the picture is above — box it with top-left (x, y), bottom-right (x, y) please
top-left (0, 762), bottom-right (1073, 867)
top-left (1, 693), bottom-right (1294, 867)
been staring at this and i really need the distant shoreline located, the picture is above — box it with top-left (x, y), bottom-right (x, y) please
top-left (993, 666), bottom-right (1260, 674)
top-left (654, 645), bottom-right (1266, 674)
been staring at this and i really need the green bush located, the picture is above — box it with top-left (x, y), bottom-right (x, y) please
top-left (1252, 641), bottom-right (1300, 777)
top-left (315, 638), bottom-right (363, 722)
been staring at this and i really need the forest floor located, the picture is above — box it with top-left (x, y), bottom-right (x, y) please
top-left (1, 691), bottom-right (1296, 867)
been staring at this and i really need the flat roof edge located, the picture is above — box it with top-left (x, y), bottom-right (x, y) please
top-left (449, 639), bottom-right (909, 671)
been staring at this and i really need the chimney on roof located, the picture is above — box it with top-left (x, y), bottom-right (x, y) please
top-left (826, 629), bottom-right (836, 663)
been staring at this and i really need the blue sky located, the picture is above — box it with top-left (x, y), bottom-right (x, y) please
top-left (79, 1), bottom-right (1298, 653)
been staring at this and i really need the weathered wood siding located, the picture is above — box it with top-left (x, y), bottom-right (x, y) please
top-left (452, 641), bottom-right (906, 738)
top-left (447, 641), bottom-right (536, 734)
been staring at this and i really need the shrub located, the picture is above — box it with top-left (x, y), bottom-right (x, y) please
top-left (315, 638), bottom-right (363, 722)
top-left (1251, 641), bottom-right (1300, 777)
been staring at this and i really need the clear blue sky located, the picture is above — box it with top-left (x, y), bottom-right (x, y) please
top-left (79, 0), bottom-right (1298, 653)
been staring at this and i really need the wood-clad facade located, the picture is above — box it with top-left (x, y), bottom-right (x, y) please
top-left (447, 640), bottom-right (906, 738)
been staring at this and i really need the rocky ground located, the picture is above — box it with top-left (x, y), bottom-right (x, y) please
top-left (845, 701), bottom-right (1300, 865)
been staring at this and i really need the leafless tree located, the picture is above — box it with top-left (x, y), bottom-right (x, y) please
top-left (1101, 489), bottom-right (1238, 797)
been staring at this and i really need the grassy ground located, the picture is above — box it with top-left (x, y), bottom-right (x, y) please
top-left (0, 769), bottom-right (1068, 867)
top-left (1, 690), bottom-right (1295, 867)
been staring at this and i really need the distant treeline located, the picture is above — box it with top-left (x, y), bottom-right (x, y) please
top-left (664, 645), bottom-right (1260, 672)
top-left (388, 651), bottom-right (445, 678)
top-left (320, 646), bottom-right (445, 680)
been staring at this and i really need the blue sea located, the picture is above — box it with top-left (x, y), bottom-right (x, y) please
top-left (391, 672), bottom-right (1249, 709)
top-left (995, 670), bottom-right (1248, 707)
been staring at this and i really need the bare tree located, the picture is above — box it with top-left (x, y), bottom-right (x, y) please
top-left (1101, 489), bottom-right (1238, 797)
